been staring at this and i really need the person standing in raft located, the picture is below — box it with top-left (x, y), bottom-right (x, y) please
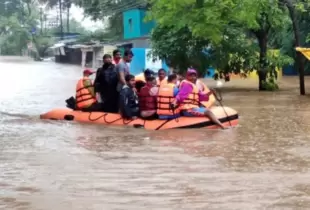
top-left (76, 69), bottom-right (103, 112)
top-left (119, 74), bottom-right (139, 120)
top-left (112, 49), bottom-right (122, 65)
top-left (156, 68), bottom-right (167, 86)
top-left (157, 74), bottom-right (181, 120)
top-left (116, 49), bottom-right (134, 92)
top-left (94, 54), bottom-right (119, 113)
top-left (138, 75), bottom-right (159, 119)
top-left (171, 69), bottom-right (226, 129)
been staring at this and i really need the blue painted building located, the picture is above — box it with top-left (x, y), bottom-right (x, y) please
top-left (120, 8), bottom-right (213, 77)
top-left (123, 9), bottom-right (155, 40)
top-left (119, 8), bottom-right (168, 74)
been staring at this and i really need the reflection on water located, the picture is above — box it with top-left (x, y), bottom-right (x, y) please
top-left (1, 57), bottom-right (310, 209)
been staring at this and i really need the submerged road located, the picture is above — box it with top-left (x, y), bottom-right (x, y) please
top-left (1, 56), bottom-right (310, 209)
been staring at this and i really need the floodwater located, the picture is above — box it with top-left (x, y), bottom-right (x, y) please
top-left (1, 56), bottom-right (310, 210)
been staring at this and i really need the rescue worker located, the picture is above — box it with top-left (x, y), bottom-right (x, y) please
top-left (157, 74), bottom-right (180, 120)
top-left (116, 50), bottom-right (134, 92)
top-left (76, 69), bottom-right (103, 112)
top-left (112, 49), bottom-right (122, 65)
top-left (119, 74), bottom-right (139, 120)
top-left (138, 75), bottom-right (158, 119)
top-left (156, 68), bottom-right (167, 86)
top-left (94, 54), bottom-right (119, 113)
top-left (171, 69), bottom-right (226, 129)
top-left (196, 79), bottom-right (216, 108)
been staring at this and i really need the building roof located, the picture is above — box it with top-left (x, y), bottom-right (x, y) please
top-left (113, 35), bottom-right (150, 46)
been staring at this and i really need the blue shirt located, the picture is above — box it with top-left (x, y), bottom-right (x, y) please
top-left (173, 87), bottom-right (179, 97)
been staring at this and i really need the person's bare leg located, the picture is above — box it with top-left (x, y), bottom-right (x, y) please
top-left (204, 110), bottom-right (226, 129)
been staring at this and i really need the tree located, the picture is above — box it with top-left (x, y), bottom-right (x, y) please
top-left (0, 0), bottom-right (57, 57)
top-left (150, 25), bottom-right (211, 75)
top-left (74, 0), bottom-right (146, 39)
top-left (148, 0), bottom-right (234, 44)
top-left (150, 23), bottom-right (259, 77)
top-left (148, 0), bottom-right (292, 90)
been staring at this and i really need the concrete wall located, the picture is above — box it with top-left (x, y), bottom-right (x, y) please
top-left (130, 48), bottom-right (168, 75)
top-left (123, 9), bottom-right (141, 39)
top-left (139, 9), bottom-right (155, 36)
top-left (132, 39), bottom-right (151, 48)
top-left (123, 9), bottom-right (154, 40)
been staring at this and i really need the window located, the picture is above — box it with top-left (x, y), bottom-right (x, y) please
top-left (128, 18), bottom-right (132, 32)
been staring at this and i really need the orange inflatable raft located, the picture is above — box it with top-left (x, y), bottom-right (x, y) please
top-left (40, 106), bottom-right (238, 130)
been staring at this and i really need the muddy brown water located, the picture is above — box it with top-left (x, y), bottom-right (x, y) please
top-left (1, 57), bottom-right (310, 209)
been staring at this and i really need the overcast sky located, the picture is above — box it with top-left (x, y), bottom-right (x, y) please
top-left (44, 4), bottom-right (107, 31)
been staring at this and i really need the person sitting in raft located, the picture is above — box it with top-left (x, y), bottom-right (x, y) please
top-left (157, 74), bottom-right (180, 120)
top-left (135, 69), bottom-right (155, 93)
top-left (94, 54), bottom-right (119, 113)
top-left (116, 49), bottom-right (134, 92)
top-left (195, 78), bottom-right (216, 108)
top-left (112, 49), bottom-right (122, 65)
top-left (171, 69), bottom-right (226, 129)
top-left (119, 74), bottom-right (139, 120)
top-left (138, 75), bottom-right (159, 119)
top-left (156, 68), bottom-right (168, 86)
top-left (76, 69), bottom-right (103, 112)
top-left (176, 73), bottom-right (184, 87)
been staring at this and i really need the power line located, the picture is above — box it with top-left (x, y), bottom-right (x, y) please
top-left (78, 0), bottom-right (147, 17)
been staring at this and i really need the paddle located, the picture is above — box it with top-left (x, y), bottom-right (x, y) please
top-left (212, 80), bottom-right (232, 127)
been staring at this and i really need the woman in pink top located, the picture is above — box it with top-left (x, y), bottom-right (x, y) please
top-left (172, 69), bottom-right (226, 129)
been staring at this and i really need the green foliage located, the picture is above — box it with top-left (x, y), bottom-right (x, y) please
top-left (74, 0), bottom-right (146, 40)
top-left (262, 76), bottom-right (279, 91)
top-left (34, 35), bottom-right (54, 57)
top-left (74, 0), bottom-right (146, 20)
top-left (148, 0), bottom-right (235, 44)
top-left (150, 25), bottom-right (211, 75)
top-left (208, 26), bottom-right (258, 77)
top-left (148, 0), bottom-right (297, 90)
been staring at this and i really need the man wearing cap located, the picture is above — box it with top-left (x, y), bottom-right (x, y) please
top-left (75, 69), bottom-right (102, 112)
top-left (171, 68), bottom-right (226, 129)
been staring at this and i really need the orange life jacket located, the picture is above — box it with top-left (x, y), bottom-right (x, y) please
top-left (135, 73), bottom-right (146, 83)
top-left (138, 84), bottom-right (157, 111)
top-left (156, 77), bottom-right (167, 87)
top-left (196, 79), bottom-right (216, 108)
top-left (179, 80), bottom-right (200, 110)
top-left (76, 76), bottom-right (97, 109)
top-left (157, 83), bottom-right (181, 116)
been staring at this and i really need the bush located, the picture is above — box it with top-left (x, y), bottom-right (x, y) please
top-left (262, 75), bottom-right (279, 91)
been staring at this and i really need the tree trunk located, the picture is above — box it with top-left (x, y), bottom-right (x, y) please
top-left (40, 8), bottom-right (43, 34)
top-left (257, 32), bottom-right (268, 91)
top-left (59, 0), bottom-right (63, 40)
top-left (285, 0), bottom-right (305, 95)
top-left (66, 4), bottom-right (70, 32)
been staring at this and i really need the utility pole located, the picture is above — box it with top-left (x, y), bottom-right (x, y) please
top-left (40, 7), bottom-right (43, 34)
top-left (66, 0), bottom-right (71, 32)
top-left (285, 0), bottom-right (305, 95)
top-left (58, 0), bottom-right (63, 40)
